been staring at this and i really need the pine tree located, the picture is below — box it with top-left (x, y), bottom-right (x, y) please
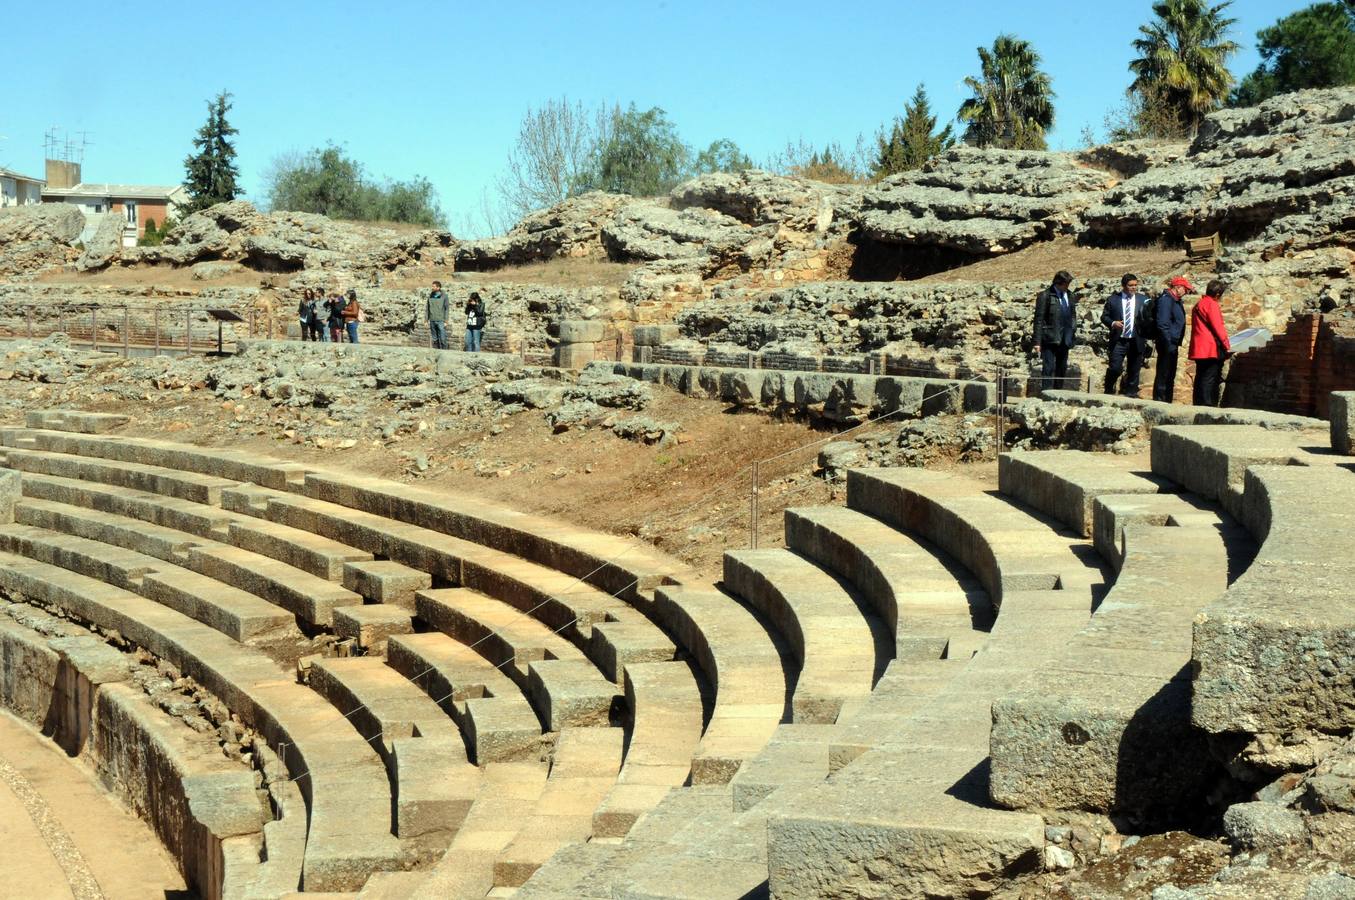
top-left (182, 91), bottom-right (240, 214)
top-left (876, 84), bottom-right (955, 177)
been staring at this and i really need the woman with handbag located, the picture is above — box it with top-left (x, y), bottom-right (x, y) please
top-left (341, 289), bottom-right (363, 344)
top-left (1188, 279), bottom-right (1232, 407)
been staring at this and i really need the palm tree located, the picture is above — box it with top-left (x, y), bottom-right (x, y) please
top-left (1129, 0), bottom-right (1240, 136)
top-left (958, 35), bottom-right (1056, 150)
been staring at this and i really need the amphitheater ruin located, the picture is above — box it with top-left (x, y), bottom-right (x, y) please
top-left (0, 87), bottom-right (1353, 898)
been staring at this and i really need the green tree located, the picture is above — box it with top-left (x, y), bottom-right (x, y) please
top-left (264, 145), bottom-right (446, 227)
top-left (876, 84), bottom-right (955, 176)
top-left (1231, 3), bottom-right (1355, 106)
top-left (587, 105), bottom-right (691, 196)
top-left (1129, 0), bottom-right (1240, 136)
top-left (958, 35), bottom-right (1056, 150)
top-left (138, 218), bottom-right (159, 247)
top-left (182, 91), bottom-right (240, 214)
top-left (693, 139), bottom-right (755, 174)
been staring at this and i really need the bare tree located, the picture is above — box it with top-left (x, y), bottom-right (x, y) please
top-left (496, 98), bottom-right (615, 219)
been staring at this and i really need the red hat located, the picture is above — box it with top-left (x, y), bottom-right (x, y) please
top-left (1169, 276), bottom-right (1196, 292)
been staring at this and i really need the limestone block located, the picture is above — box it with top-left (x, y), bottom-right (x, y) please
top-left (1222, 801), bottom-right (1306, 850)
top-left (0, 469), bottom-right (18, 524)
top-left (332, 605), bottom-right (415, 654)
top-left (557, 320), bottom-right (605, 343)
top-left (26, 409), bottom-right (130, 434)
top-left (1331, 391), bottom-right (1355, 455)
top-left (392, 737), bottom-right (476, 840)
top-left (720, 370), bottom-right (766, 406)
top-left (341, 560), bottom-right (431, 610)
top-left (554, 342), bottom-right (597, 369)
top-left (633, 324), bottom-right (680, 346)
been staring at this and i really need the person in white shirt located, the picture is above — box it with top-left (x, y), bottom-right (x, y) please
top-left (1100, 273), bottom-right (1150, 397)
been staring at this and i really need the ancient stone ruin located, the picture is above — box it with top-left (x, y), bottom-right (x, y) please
top-left (0, 86), bottom-right (1354, 899)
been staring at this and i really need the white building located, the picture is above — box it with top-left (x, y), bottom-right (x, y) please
top-left (0, 166), bottom-right (44, 207)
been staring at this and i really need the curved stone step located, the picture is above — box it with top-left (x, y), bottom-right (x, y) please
top-left (309, 657), bottom-right (478, 849)
top-left (990, 520), bottom-right (1235, 825)
top-left (386, 632), bottom-right (542, 765)
top-left (847, 468), bottom-right (1081, 608)
top-left (1149, 423), bottom-right (1315, 522)
top-left (651, 586), bottom-right (789, 785)
top-left (593, 658), bottom-right (705, 838)
top-left (493, 726), bottom-right (624, 888)
top-left (0, 551), bottom-right (402, 891)
top-left (18, 470), bottom-right (238, 537)
top-left (416, 587), bottom-right (585, 685)
top-left (1, 427), bottom-right (311, 490)
top-left (0, 520), bottom-right (298, 645)
top-left (722, 548), bottom-right (883, 724)
top-left (227, 485), bottom-right (627, 646)
top-left (784, 505), bottom-right (990, 660)
top-left (1, 445), bottom-right (237, 504)
top-left (9, 497), bottom-right (361, 628)
top-left (1193, 463), bottom-right (1355, 738)
top-left (998, 449), bottom-right (1166, 538)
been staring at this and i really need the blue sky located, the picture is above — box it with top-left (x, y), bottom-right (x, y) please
top-left (3, 1), bottom-right (1303, 234)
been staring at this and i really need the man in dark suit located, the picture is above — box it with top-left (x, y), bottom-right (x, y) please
top-left (1033, 270), bottom-right (1077, 393)
top-left (1101, 273), bottom-right (1150, 397)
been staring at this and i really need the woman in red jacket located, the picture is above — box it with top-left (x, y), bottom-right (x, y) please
top-left (1189, 279), bottom-right (1232, 407)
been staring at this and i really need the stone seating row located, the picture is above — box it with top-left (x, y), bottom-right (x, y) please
top-left (0, 606), bottom-right (292, 900)
top-left (3, 425), bottom-right (693, 603)
top-left (1, 419), bottom-right (716, 892)
top-left (0, 551), bottom-right (401, 891)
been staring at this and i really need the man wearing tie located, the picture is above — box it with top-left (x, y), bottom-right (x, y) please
top-left (1032, 270), bottom-right (1077, 393)
top-left (1101, 273), bottom-right (1149, 397)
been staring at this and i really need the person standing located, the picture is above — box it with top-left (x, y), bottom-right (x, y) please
top-left (298, 289), bottom-right (315, 342)
top-left (464, 291), bottom-right (486, 352)
top-left (1189, 279), bottom-right (1232, 407)
top-left (1152, 276), bottom-right (1194, 402)
top-left (1033, 270), bottom-right (1078, 393)
top-left (427, 281), bottom-right (450, 350)
top-left (341, 289), bottom-right (362, 344)
top-left (326, 292), bottom-right (346, 343)
top-left (1101, 273), bottom-right (1149, 397)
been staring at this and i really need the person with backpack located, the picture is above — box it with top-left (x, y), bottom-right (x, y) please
top-left (326, 292), bottom-right (346, 342)
top-left (1032, 270), bottom-right (1078, 393)
top-left (464, 291), bottom-right (486, 352)
top-left (341, 289), bottom-right (362, 344)
top-left (1101, 273), bottom-right (1150, 398)
top-left (426, 281), bottom-right (450, 350)
top-left (1151, 276), bottom-right (1194, 402)
top-left (1189, 279), bottom-right (1232, 407)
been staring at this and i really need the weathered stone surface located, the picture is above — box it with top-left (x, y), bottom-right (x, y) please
top-left (669, 169), bottom-right (842, 235)
top-left (1075, 139), bottom-right (1188, 178)
top-left (601, 202), bottom-right (771, 276)
top-left (1331, 391), bottom-right (1355, 454)
top-left (1082, 86), bottom-right (1355, 252)
top-left (1222, 801), bottom-right (1306, 850)
top-left (455, 191), bottom-right (630, 269)
top-left (1006, 399), bottom-right (1146, 453)
top-left (859, 147), bottom-right (1114, 255)
top-left (0, 203), bottom-right (84, 276)
top-left (75, 212), bottom-right (129, 272)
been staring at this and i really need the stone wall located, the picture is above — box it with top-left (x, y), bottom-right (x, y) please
top-left (1225, 314), bottom-right (1355, 417)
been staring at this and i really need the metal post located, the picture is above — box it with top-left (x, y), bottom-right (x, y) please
top-left (91, 309), bottom-right (98, 351)
top-left (749, 461), bottom-right (760, 549)
top-left (154, 307), bottom-right (161, 354)
top-left (122, 308), bottom-right (130, 357)
top-left (994, 367), bottom-right (1005, 457)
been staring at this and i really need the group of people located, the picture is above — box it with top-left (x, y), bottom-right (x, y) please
top-left (294, 282), bottom-right (488, 352)
top-left (297, 289), bottom-right (364, 344)
top-left (1033, 271), bottom-right (1234, 407)
top-left (424, 282), bottom-right (487, 352)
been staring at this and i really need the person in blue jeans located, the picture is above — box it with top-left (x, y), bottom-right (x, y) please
top-left (342, 290), bottom-right (362, 344)
top-left (464, 292), bottom-right (486, 352)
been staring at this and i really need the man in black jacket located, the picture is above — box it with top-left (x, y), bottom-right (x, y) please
top-left (1033, 270), bottom-right (1077, 393)
top-left (1152, 275), bottom-right (1194, 402)
top-left (1102, 273), bottom-right (1149, 397)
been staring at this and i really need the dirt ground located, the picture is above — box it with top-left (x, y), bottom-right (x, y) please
top-left (914, 236), bottom-right (1193, 285)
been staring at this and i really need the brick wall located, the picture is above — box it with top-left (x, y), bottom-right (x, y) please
top-left (1223, 314), bottom-right (1355, 416)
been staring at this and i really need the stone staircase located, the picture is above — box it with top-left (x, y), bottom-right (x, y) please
top-left (0, 407), bottom-right (1344, 898)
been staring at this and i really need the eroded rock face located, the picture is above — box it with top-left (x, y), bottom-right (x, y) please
top-left (601, 202), bottom-right (773, 276)
top-left (136, 201), bottom-right (454, 275)
top-left (1082, 86), bottom-right (1355, 249)
top-left (670, 170), bottom-right (842, 234)
top-left (455, 191), bottom-right (632, 270)
top-left (0, 203), bottom-right (85, 276)
top-left (858, 148), bottom-right (1115, 256)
